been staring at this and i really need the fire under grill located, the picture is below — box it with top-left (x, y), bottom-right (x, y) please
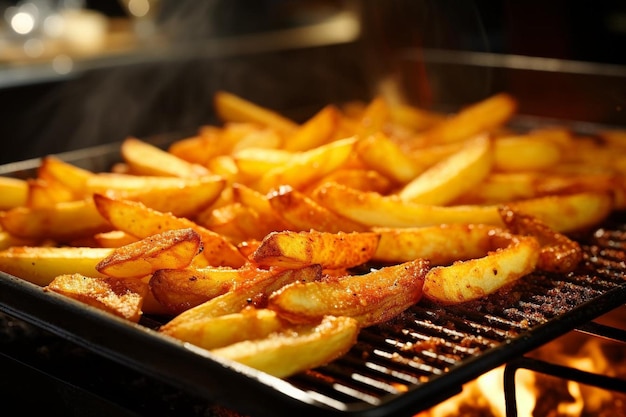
top-left (1, 213), bottom-right (625, 416)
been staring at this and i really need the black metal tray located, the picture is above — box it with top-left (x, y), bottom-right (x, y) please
top-left (1, 139), bottom-right (626, 417)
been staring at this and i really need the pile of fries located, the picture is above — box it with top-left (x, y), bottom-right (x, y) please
top-left (0, 90), bottom-right (625, 377)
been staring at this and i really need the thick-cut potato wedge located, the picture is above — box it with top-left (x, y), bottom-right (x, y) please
top-left (423, 233), bottom-right (540, 304)
top-left (284, 105), bottom-right (339, 151)
top-left (254, 137), bottom-right (356, 193)
top-left (268, 258), bottom-right (429, 327)
top-left (116, 175), bottom-right (226, 218)
top-left (0, 176), bottom-right (28, 209)
top-left (355, 132), bottom-right (425, 183)
top-left (121, 137), bottom-right (211, 177)
top-left (37, 156), bottom-right (93, 197)
top-left (163, 307), bottom-right (284, 350)
top-left (399, 135), bottom-right (493, 204)
top-left (0, 246), bottom-right (112, 286)
top-left (26, 178), bottom-right (75, 208)
top-left (96, 228), bottom-right (202, 278)
top-left (93, 194), bottom-right (245, 268)
top-left (214, 91), bottom-right (298, 135)
top-left (315, 183), bottom-right (502, 228)
top-left (197, 203), bottom-right (278, 243)
top-left (372, 224), bottom-right (503, 265)
top-left (0, 199), bottom-right (111, 241)
top-left (210, 315), bottom-right (359, 378)
top-left (150, 265), bottom-right (277, 314)
top-left (267, 186), bottom-right (368, 233)
top-left (251, 230), bottom-right (379, 269)
top-left (453, 172), bottom-right (540, 204)
top-left (46, 273), bottom-right (148, 322)
top-left (231, 183), bottom-right (293, 231)
top-left (509, 192), bottom-right (613, 233)
top-left (388, 103), bottom-right (445, 132)
top-left (167, 131), bottom-right (222, 166)
top-left (419, 93), bottom-right (517, 144)
top-left (356, 96), bottom-right (390, 137)
top-left (233, 148), bottom-right (293, 177)
top-left (158, 264), bottom-right (322, 322)
top-left (493, 135), bottom-right (561, 172)
top-left (86, 173), bottom-right (221, 195)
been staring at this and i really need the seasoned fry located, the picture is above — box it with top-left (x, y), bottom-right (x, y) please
top-left (268, 258), bottom-right (429, 327)
top-left (0, 246), bottom-right (112, 285)
top-left (46, 273), bottom-right (148, 322)
top-left (93, 194), bottom-right (245, 268)
top-left (398, 134), bottom-right (493, 204)
top-left (210, 315), bottom-right (359, 378)
top-left (96, 228), bottom-right (202, 278)
top-left (422, 232), bottom-right (540, 304)
top-left (0, 176), bottom-right (28, 209)
top-left (251, 230), bottom-right (379, 269)
top-left (121, 137), bottom-right (211, 177)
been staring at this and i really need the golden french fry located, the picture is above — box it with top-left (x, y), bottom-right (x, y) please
top-left (307, 168), bottom-right (393, 194)
top-left (493, 135), bottom-right (562, 172)
top-left (162, 307), bottom-right (284, 350)
top-left (356, 96), bottom-right (389, 137)
top-left (159, 264), bottom-right (322, 325)
top-left (283, 105), bottom-right (340, 151)
top-left (267, 186), bottom-right (368, 233)
top-left (231, 183), bottom-right (293, 231)
top-left (509, 192), bottom-right (613, 233)
top-left (251, 230), bottom-right (379, 269)
top-left (388, 103), bottom-right (445, 132)
top-left (232, 147), bottom-right (293, 177)
top-left (197, 202), bottom-right (282, 243)
top-left (150, 265), bottom-right (275, 314)
top-left (453, 172), bottom-right (540, 204)
top-left (37, 156), bottom-right (93, 197)
top-left (314, 182), bottom-right (502, 228)
top-left (254, 137), bottom-right (356, 193)
top-left (214, 91), bottom-right (298, 135)
top-left (268, 258), bottom-right (429, 327)
top-left (0, 199), bottom-right (110, 241)
top-left (398, 135), bottom-right (493, 204)
top-left (96, 228), bottom-right (202, 278)
top-left (423, 232), bottom-right (540, 304)
top-left (45, 274), bottom-right (148, 322)
top-left (93, 194), bottom-right (246, 268)
top-left (210, 315), bottom-right (359, 378)
top-left (0, 176), bottom-right (28, 209)
top-left (372, 224), bottom-right (501, 265)
top-left (121, 137), bottom-right (211, 177)
top-left (355, 132), bottom-right (425, 183)
top-left (419, 93), bottom-right (517, 144)
top-left (167, 128), bottom-right (224, 165)
top-left (0, 246), bottom-right (112, 285)
top-left (26, 178), bottom-right (75, 208)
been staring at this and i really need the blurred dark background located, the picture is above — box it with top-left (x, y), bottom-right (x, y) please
top-left (0, 0), bottom-right (625, 165)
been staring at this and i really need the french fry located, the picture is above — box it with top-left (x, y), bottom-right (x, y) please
top-left (418, 93), bottom-right (517, 144)
top-left (46, 273), bottom-right (148, 322)
top-left (267, 186), bottom-right (368, 233)
top-left (37, 155), bottom-right (93, 197)
top-left (26, 178), bottom-right (75, 208)
top-left (307, 168), bottom-right (393, 194)
top-left (95, 228), bottom-right (202, 278)
top-left (251, 230), bottom-right (379, 269)
top-left (210, 315), bottom-right (359, 378)
top-left (159, 264), bottom-right (322, 322)
top-left (197, 202), bottom-right (276, 243)
top-left (0, 199), bottom-right (110, 241)
top-left (168, 307), bottom-right (284, 350)
top-left (93, 194), bottom-right (246, 268)
top-left (314, 182), bottom-right (502, 228)
top-left (254, 137), bottom-right (356, 193)
top-left (232, 147), bottom-right (293, 177)
top-left (493, 135), bottom-right (562, 172)
top-left (422, 232), bottom-right (540, 304)
top-left (214, 91), bottom-right (298, 136)
top-left (150, 265), bottom-right (277, 315)
top-left (283, 105), bottom-right (340, 151)
top-left (398, 135), bottom-right (493, 204)
top-left (0, 176), bottom-right (28, 209)
top-left (372, 224), bottom-right (502, 265)
top-left (355, 132), bottom-right (425, 183)
top-left (93, 230), bottom-right (139, 248)
top-left (0, 246), bottom-right (112, 285)
top-left (121, 137), bottom-right (211, 177)
top-left (268, 258), bottom-right (429, 327)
